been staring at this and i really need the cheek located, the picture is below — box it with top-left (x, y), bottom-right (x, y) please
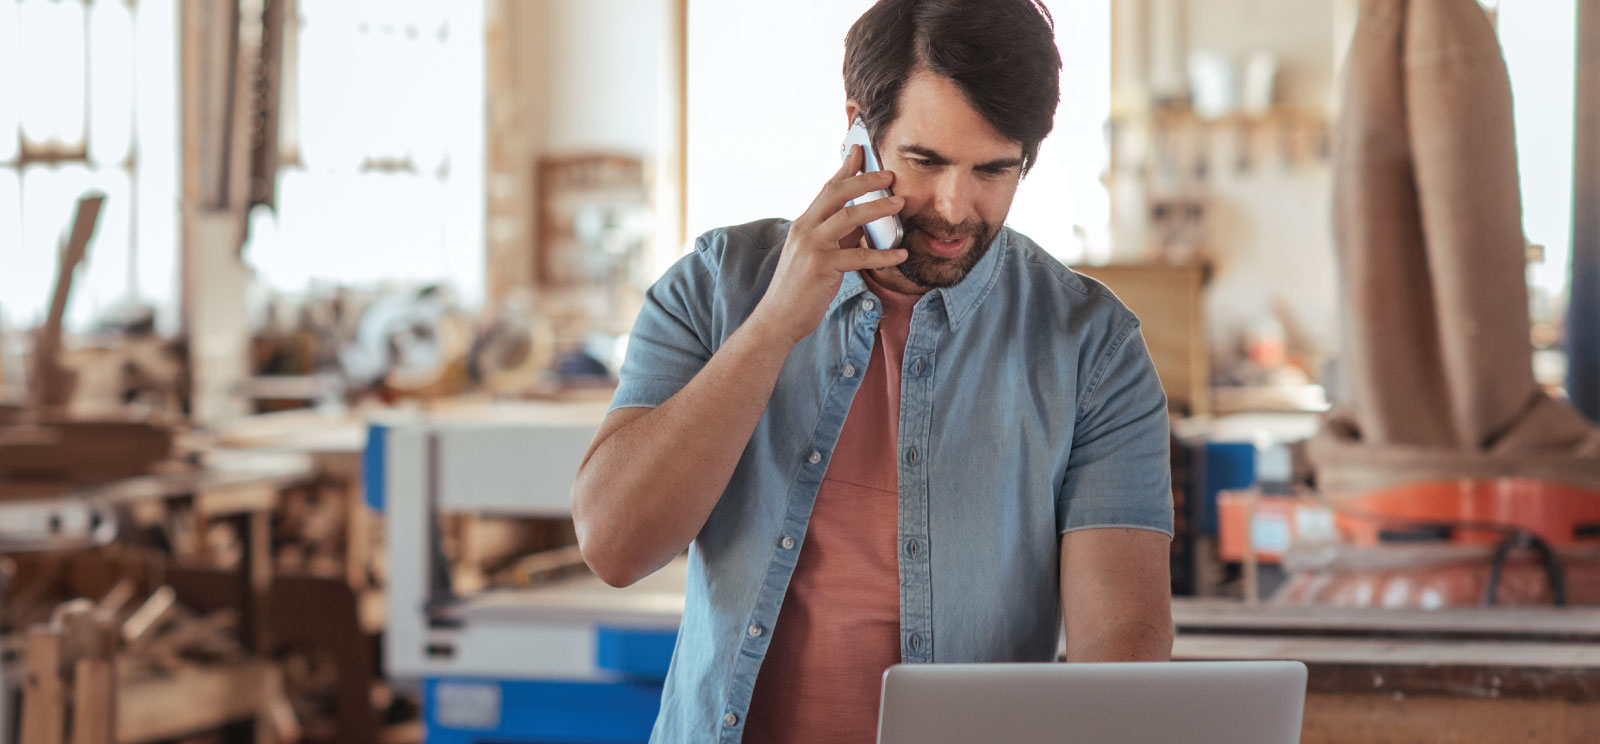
top-left (975, 183), bottom-right (1018, 226)
top-left (890, 172), bottom-right (935, 208)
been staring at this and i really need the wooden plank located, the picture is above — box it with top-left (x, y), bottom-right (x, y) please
top-left (1175, 634), bottom-right (1600, 700)
top-left (1301, 692), bottom-right (1600, 744)
top-left (72, 658), bottom-right (116, 744)
top-left (94, 581), bottom-right (138, 620)
top-left (115, 660), bottom-right (269, 743)
top-left (122, 586), bottom-right (177, 649)
top-left (1175, 634), bottom-right (1600, 668)
top-left (31, 195), bottom-right (105, 411)
top-left (1173, 598), bottom-right (1600, 642)
top-left (21, 627), bottom-right (66, 744)
top-left (194, 481), bottom-right (277, 516)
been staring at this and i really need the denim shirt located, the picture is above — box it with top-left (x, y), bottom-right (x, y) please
top-left (609, 218), bottom-right (1174, 743)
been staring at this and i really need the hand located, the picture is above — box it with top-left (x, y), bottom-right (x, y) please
top-left (749, 145), bottom-right (909, 346)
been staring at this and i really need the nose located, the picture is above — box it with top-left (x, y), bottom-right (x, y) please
top-left (932, 171), bottom-right (973, 228)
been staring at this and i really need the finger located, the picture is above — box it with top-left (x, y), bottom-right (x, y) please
top-left (831, 246), bottom-right (908, 272)
top-left (830, 143), bottom-right (864, 184)
top-left (797, 147), bottom-right (871, 228)
top-left (815, 170), bottom-right (896, 218)
top-left (817, 194), bottom-right (905, 244)
top-left (836, 225), bottom-right (866, 251)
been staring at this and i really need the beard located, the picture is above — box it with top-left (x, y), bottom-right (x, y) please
top-left (893, 210), bottom-right (1000, 289)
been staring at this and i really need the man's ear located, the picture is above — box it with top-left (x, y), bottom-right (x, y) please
top-left (846, 98), bottom-right (862, 126)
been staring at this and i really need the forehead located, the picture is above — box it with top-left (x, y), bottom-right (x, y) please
top-left (883, 71), bottom-right (1022, 161)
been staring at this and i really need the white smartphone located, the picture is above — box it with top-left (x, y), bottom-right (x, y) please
top-left (841, 117), bottom-right (904, 251)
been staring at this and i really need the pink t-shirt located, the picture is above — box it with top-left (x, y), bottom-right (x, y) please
top-left (744, 269), bottom-right (921, 743)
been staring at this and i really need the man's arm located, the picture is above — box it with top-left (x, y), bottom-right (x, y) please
top-left (572, 319), bottom-right (797, 588)
top-left (571, 145), bottom-right (908, 588)
top-left (1060, 527), bottom-right (1173, 662)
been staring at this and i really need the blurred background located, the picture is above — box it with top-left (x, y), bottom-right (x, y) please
top-left (0, 1), bottom-right (1597, 742)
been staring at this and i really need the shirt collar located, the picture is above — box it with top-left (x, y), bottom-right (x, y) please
top-left (826, 228), bottom-right (1008, 330)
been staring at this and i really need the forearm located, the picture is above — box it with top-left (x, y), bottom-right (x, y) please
top-left (1065, 613), bottom-right (1174, 662)
top-left (1060, 528), bottom-right (1174, 662)
top-left (572, 315), bottom-right (797, 586)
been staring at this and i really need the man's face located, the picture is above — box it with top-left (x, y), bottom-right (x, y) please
top-left (867, 71), bottom-right (1025, 290)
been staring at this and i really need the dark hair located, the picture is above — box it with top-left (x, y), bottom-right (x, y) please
top-left (843, 0), bottom-right (1061, 175)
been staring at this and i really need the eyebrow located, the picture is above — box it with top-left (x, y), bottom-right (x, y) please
top-left (898, 144), bottom-right (1024, 172)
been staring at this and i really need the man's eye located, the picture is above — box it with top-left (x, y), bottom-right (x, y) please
top-left (911, 159), bottom-right (936, 168)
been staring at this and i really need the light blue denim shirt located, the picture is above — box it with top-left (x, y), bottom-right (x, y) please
top-left (609, 218), bottom-right (1173, 743)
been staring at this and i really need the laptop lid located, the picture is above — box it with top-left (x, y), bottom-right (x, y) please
top-left (877, 660), bottom-right (1307, 744)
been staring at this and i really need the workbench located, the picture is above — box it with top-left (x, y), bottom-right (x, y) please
top-left (1171, 599), bottom-right (1600, 742)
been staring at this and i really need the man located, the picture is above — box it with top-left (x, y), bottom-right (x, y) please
top-left (571, 1), bottom-right (1173, 741)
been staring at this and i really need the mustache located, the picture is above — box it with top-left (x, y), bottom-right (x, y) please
top-left (901, 212), bottom-right (985, 240)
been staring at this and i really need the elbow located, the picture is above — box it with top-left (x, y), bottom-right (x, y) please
top-left (572, 482), bottom-right (642, 588)
top-left (577, 533), bottom-right (644, 588)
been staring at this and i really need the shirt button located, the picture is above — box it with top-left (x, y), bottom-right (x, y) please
top-left (862, 299), bottom-right (876, 311)
top-left (808, 451), bottom-right (822, 464)
top-left (748, 624), bottom-right (763, 638)
top-left (911, 359), bottom-right (924, 376)
top-left (908, 633), bottom-right (923, 652)
top-left (905, 447), bottom-right (918, 464)
top-left (780, 536), bottom-right (796, 550)
top-left (905, 539), bottom-right (920, 558)
top-left (724, 713), bottom-right (739, 727)
top-left (842, 364), bottom-right (856, 378)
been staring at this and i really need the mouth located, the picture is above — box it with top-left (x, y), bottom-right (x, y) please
top-left (916, 230), bottom-right (971, 258)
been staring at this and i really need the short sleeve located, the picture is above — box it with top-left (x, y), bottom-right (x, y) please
top-left (608, 246), bottom-right (717, 412)
top-left (1057, 319), bottom-right (1175, 536)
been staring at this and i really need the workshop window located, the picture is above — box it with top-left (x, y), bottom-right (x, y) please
top-left (0, 0), bottom-right (180, 333)
top-left (241, 0), bottom-right (486, 307)
top-left (1498, 0), bottom-right (1577, 305)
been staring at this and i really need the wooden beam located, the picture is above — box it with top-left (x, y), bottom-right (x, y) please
top-left (71, 659), bottom-right (115, 744)
top-left (1570, 0), bottom-right (1600, 420)
top-left (32, 195), bottom-right (105, 412)
top-left (1173, 598), bottom-right (1600, 642)
top-left (20, 628), bottom-right (65, 744)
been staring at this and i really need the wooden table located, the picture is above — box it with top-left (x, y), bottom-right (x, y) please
top-left (1172, 599), bottom-right (1600, 742)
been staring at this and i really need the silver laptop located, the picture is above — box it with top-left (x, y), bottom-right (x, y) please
top-left (877, 661), bottom-right (1307, 744)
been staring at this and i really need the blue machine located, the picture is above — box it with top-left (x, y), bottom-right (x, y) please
top-left (368, 409), bottom-right (686, 743)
